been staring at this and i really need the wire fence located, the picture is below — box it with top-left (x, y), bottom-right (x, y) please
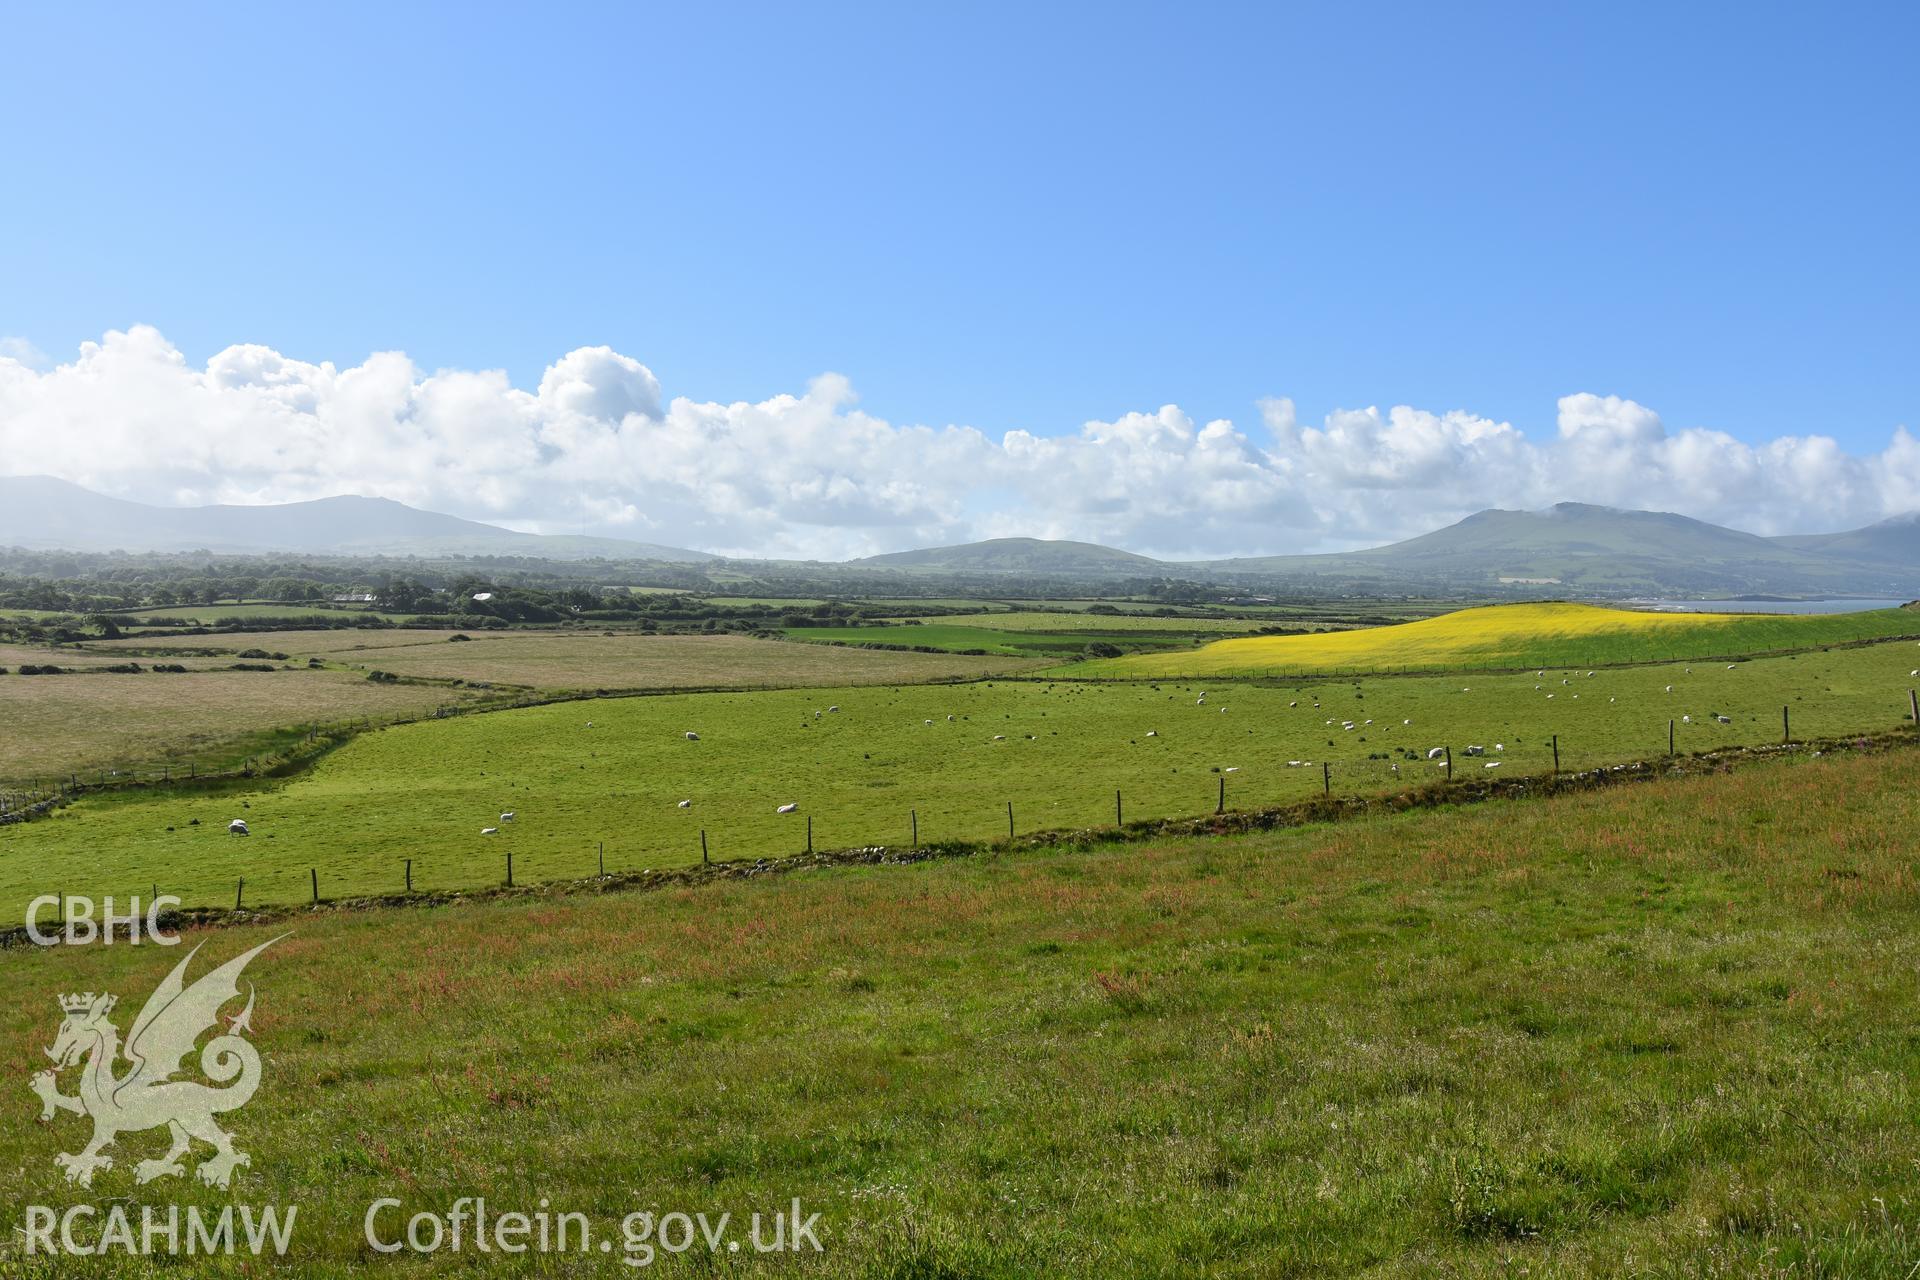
top-left (10, 688), bottom-right (1917, 925)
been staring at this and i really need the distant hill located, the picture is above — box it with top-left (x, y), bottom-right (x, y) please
top-left (849, 537), bottom-right (1163, 575)
top-left (1202, 503), bottom-right (1920, 596)
top-left (0, 476), bottom-right (715, 562)
top-left (1774, 511), bottom-right (1920, 566)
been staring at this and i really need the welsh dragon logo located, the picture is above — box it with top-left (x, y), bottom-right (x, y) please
top-left (30, 937), bottom-right (282, 1189)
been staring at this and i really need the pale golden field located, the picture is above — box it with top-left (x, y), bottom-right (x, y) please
top-left (0, 669), bottom-right (481, 785)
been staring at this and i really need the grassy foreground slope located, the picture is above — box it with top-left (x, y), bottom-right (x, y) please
top-left (1068, 601), bottom-right (1920, 678)
top-left (4, 746), bottom-right (1919, 1275)
top-left (6, 640), bottom-right (1918, 917)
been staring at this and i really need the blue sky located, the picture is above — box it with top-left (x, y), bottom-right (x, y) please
top-left (1, 3), bottom-right (1916, 555)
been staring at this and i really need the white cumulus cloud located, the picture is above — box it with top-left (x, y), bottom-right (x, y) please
top-left (0, 326), bottom-right (1914, 559)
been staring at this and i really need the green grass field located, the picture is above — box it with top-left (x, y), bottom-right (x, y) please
top-left (782, 623), bottom-right (1209, 657)
top-left (909, 611), bottom-right (1274, 632)
top-left (5, 744), bottom-right (1919, 1274)
top-left (6, 638), bottom-right (1916, 918)
top-left (1070, 601), bottom-right (1920, 677)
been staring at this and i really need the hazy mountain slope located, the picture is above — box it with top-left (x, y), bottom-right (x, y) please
top-left (1774, 512), bottom-right (1920, 565)
top-left (0, 476), bottom-right (714, 561)
top-left (848, 537), bottom-right (1164, 574)
top-left (1203, 503), bottom-right (1916, 594)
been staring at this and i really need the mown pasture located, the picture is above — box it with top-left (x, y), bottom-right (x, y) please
top-left (5, 638), bottom-right (1916, 918)
top-left (0, 669), bottom-right (485, 787)
top-left (1070, 601), bottom-right (1920, 677)
top-left (93, 629), bottom-right (1036, 691)
top-left (5, 745), bottom-right (1918, 1274)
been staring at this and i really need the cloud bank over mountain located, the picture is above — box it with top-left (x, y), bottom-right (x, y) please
top-left (2, 326), bottom-right (1914, 560)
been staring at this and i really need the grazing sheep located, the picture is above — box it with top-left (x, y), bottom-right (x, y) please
top-left (1426, 747), bottom-right (1446, 760)
top-left (1682, 715), bottom-right (1691, 723)
top-left (947, 714), bottom-right (956, 721)
top-left (992, 734), bottom-right (1006, 741)
top-left (685, 731), bottom-right (700, 741)
top-left (776, 803), bottom-right (799, 815)
top-left (924, 719), bottom-right (934, 726)
top-left (1464, 745), bottom-right (1484, 757)
top-left (1224, 766), bottom-right (1240, 773)
top-left (828, 705), bottom-right (840, 713)
top-left (227, 819), bottom-right (249, 836)
top-left (1484, 761), bottom-right (1502, 769)
top-left (1727, 663), bottom-right (1737, 670)
top-left (1665, 685), bottom-right (1674, 693)
top-left (1403, 719), bottom-right (1411, 725)
top-left (1716, 715), bottom-right (1731, 724)
top-left (1146, 730), bottom-right (1157, 737)
top-left (500, 811), bottom-right (515, 822)
top-left (677, 799), bottom-right (692, 808)
top-left (481, 827), bottom-right (499, 836)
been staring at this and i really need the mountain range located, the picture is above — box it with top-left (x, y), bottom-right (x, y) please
top-left (0, 476), bottom-right (715, 562)
top-left (2, 476), bottom-right (1916, 596)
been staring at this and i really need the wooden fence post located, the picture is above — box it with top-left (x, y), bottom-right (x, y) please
top-left (910, 810), bottom-right (917, 850)
top-left (310, 868), bottom-right (318, 904)
top-left (598, 841), bottom-right (605, 876)
top-left (807, 816), bottom-right (814, 854)
top-left (1551, 734), bottom-right (1560, 772)
top-left (1007, 802), bottom-right (1014, 839)
top-left (701, 830), bottom-right (709, 865)
top-left (1217, 774), bottom-right (1225, 814)
top-left (1669, 719), bottom-right (1675, 756)
top-left (405, 859), bottom-right (412, 893)
top-left (506, 852), bottom-right (513, 888)
top-left (235, 878), bottom-right (244, 911)
top-left (1115, 790), bottom-right (1123, 827)
top-left (1910, 688), bottom-right (1918, 729)
top-left (1783, 705), bottom-right (1790, 745)
top-left (1322, 761), bottom-right (1331, 795)
top-left (1444, 746), bottom-right (1452, 781)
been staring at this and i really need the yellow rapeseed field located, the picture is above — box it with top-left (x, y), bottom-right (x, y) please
top-left (1068, 601), bottom-right (1920, 676)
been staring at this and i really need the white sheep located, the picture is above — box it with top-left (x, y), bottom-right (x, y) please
top-left (1426, 747), bottom-right (1446, 760)
top-left (1484, 761), bottom-right (1502, 769)
top-left (677, 799), bottom-right (692, 809)
top-left (685, 731), bottom-right (700, 741)
top-left (481, 827), bottom-right (498, 836)
top-left (227, 819), bottom-right (249, 836)
top-left (500, 811), bottom-right (515, 822)
top-left (776, 803), bottom-right (799, 815)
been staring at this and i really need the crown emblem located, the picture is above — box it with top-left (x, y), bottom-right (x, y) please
top-left (59, 992), bottom-right (114, 1016)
